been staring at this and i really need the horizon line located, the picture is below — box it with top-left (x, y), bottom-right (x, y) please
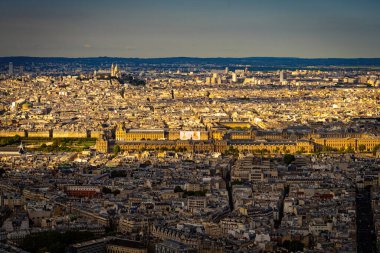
top-left (1, 56), bottom-right (380, 60)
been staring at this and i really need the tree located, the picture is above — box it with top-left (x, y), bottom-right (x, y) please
top-left (346, 145), bottom-right (355, 153)
top-left (174, 186), bottom-right (184, 193)
top-left (224, 146), bottom-right (239, 157)
top-left (283, 154), bottom-right (295, 165)
top-left (0, 135), bottom-right (22, 147)
top-left (372, 144), bottom-right (380, 155)
top-left (110, 170), bottom-right (127, 178)
top-left (358, 144), bottom-right (366, 152)
top-left (113, 145), bottom-right (121, 155)
top-left (102, 187), bottom-right (112, 194)
top-left (0, 168), bottom-right (6, 177)
top-left (282, 240), bottom-right (304, 252)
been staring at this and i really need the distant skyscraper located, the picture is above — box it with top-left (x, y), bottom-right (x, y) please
top-left (280, 70), bottom-right (286, 83)
top-left (225, 67), bottom-right (229, 74)
top-left (232, 73), bottom-right (237, 83)
top-left (8, 62), bottom-right (13, 76)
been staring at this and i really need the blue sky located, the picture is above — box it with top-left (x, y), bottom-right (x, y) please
top-left (0, 0), bottom-right (379, 57)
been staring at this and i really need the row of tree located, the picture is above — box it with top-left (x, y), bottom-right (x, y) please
top-left (0, 135), bottom-right (21, 147)
top-left (102, 186), bottom-right (121, 196)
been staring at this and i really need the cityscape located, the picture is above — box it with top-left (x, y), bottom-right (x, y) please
top-left (0, 1), bottom-right (380, 253)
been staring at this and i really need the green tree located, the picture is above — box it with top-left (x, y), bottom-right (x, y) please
top-left (113, 145), bottom-right (121, 154)
top-left (282, 240), bottom-right (304, 252)
top-left (102, 187), bottom-right (112, 194)
top-left (283, 154), bottom-right (295, 165)
top-left (358, 144), bottom-right (366, 152)
top-left (346, 145), bottom-right (355, 153)
top-left (0, 168), bottom-right (6, 177)
top-left (372, 144), bottom-right (380, 155)
top-left (224, 146), bottom-right (239, 157)
top-left (174, 186), bottom-right (184, 193)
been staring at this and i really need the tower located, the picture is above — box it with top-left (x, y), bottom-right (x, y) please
top-left (280, 70), bottom-right (286, 83)
top-left (8, 62), bottom-right (13, 76)
top-left (110, 63), bottom-right (120, 77)
top-left (110, 63), bottom-right (114, 77)
top-left (116, 122), bottom-right (126, 141)
top-left (232, 73), bottom-right (237, 83)
top-left (96, 134), bottom-right (109, 153)
top-left (114, 64), bottom-right (119, 77)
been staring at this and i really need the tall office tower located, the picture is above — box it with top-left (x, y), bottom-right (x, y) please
top-left (280, 70), bottom-right (286, 83)
top-left (232, 73), bottom-right (237, 82)
top-left (19, 66), bottom-right (24, 75)
top-left (8, 62), bottom-right (13, 76)
top-left (211, 73), bottom-right (218, 85)
top-left (225, 67), bottom-right (229, 74)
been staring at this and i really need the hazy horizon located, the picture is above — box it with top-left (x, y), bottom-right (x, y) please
top-left (2, 56), bottom-right (380, 60)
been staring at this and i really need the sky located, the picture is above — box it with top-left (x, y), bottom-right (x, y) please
top-left (0, 0), bottom-right (379, 58)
